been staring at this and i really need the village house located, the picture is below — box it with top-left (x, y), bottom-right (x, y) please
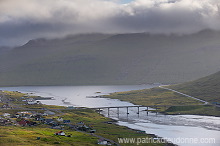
top-left (18, 120), bottom-right (37, 126)
top-left (77, 121), bottom-right (84, 125)
top-left (27, 99), bottom-right (41, 105)
top-left (63, 120), bottom-right (71, 124)
top-left (54, 131), bottom-right (65, 136)
top-left (57, 117), bottom-right (63, 122)
top-left (44, 119), bottom-right (54, 124)
top-left (3, 113), bottom-right (11, 118)
top-left (97, 139), bottom-right (112, 145)
top-left (18, 120), bottom-right (30, 126)
top-left (0, 118), bottom-right (12, 126)
top-left (89, 129), bottom-right (96, 133)
top-left (31, 113), bottom-right (44, 121)
top-left (42, 113), bottom-right (48, 116)
top-left (2, 104), bottom-right (12, 109)
top-left (77, 125), bottom-right (90, 132)
top-left (16, 111), bottom-right (34, 119)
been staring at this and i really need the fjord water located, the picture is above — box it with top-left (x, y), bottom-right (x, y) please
top-left (1, 85), bottom-right (219, 146)
top-left (102, 108), bottom-right (220, 146)
top-left (0, 85), bottom-right (158, 107)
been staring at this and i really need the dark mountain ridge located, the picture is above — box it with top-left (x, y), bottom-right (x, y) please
top-left (0, 30), bottom-right (220, 86)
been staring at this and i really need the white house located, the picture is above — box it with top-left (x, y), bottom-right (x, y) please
top-left (55, 131), bottom-right (65, 136)
top-left (57, 117), bottom-right (63, 122)
top-left (27, 101), bottom-right (38, 105)
top-left (3, 113), bottom-right (11, 118)
top-left (98, 139), bottom-right (111, 145)
top-left (26, 98), bottom-right (41, 105)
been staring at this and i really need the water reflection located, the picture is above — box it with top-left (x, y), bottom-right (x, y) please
top-left (101, 107), bottom-right (220, 146)
top-left (1, 85), bottom-right (219, 146)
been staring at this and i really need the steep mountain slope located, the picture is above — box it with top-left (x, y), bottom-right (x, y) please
top-left (170, 71), bottom-right (220, 103)
top-left (0, 30), bottom-right (220, 86)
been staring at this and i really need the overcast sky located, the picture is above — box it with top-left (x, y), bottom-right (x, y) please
top-left (0, 0), bottom-right (220, 46)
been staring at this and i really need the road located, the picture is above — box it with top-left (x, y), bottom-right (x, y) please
top-left (159, 86), bottom-right (209, 104)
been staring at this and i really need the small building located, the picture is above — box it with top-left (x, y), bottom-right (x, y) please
top-left (63, 120), bottom-right (70, 124)
top-left (98, 139), bottom-right (112, 145)
top-left (54, 131), bottom-right (65, 136)
top-left (77, 121), bottom-right (84, 125)
top-left (57, 117), bottom-right (63, 122)
top-left (29, 121), bottom-right (37, 126)
top-left (77, 125), bottom-right (90, 131)
top-left (26, 98), bottom-right (41, 105)
top-left (89, 129), bottom-right (96, 133)
top-left (16, 111), bottom-right (32, 118)
top-left (2, 104), bottom-right (11, 109)
top-left (42, 113), bottom-right (48, 116)
top-left (44, 119), bottom-right (54, 124)
top-left (27, 101), bottom-right (37, 105)
top-left (3, 113), bottom-right (11, 118)
top-left (18, 120), bottom-right (30, 126)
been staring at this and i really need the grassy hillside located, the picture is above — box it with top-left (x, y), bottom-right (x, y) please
top-left (170, 71), bottom-right (220, 103)
top-left (103, 71), bottom-right (220, 116)
top-left (1, 30), bottom-right (220, 86)
top-left (0, 126), bottom-right (98, 146)
top-left (0, 90), bottom-right (169, 146)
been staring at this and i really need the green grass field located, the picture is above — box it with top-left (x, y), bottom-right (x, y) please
top-left (0, 90), bottom-right (171, 146)
top-left (0, 126), bottom-right (98, 146)
top-left (103, 87), bottom-right (220, 116)
top-left (0, 109), bottom-right (168, 146)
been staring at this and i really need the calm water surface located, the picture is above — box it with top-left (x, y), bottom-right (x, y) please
top-left (0, 85), bottom-right (157, 107)
top-left (1, 85), bottom-right (219, 146)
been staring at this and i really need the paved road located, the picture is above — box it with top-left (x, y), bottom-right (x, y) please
top-left (159, 86), bottom-right (209, 104)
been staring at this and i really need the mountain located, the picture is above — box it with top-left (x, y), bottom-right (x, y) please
top-left (0, 46), bottom-right (12, 56)
top-left (0, 30), bottom-right (220, 86)
top-left (170, 71), bottom-right (220, 103)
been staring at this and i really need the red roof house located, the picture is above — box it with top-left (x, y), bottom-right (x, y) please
top-left (54, 131), bottom-right (65, 136)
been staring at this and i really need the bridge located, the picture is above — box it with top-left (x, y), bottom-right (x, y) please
top-left (89, 104), bottom-right (205, 116)
top-left (90, 105), bottom-right (168, 116)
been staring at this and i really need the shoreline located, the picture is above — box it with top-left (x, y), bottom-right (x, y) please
top-left (87, 95), bottom-right (220, 117)
top-left (101, 87), bottom-right (220, 117)
top-left (2, 87), bottom-right (219, 145)
top-left (0, 89), bottom-right (176, 146)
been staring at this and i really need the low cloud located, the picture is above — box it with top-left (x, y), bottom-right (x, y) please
top-left (0, 0), bottom-right (220, 46)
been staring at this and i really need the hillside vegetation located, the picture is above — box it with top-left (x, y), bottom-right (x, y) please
top-left (0, 91), bottom-right (169, 146)
top-left (1, 30), bottom-right (220, 86)
top-left (104, 71), bottom-right (220, 116)
top-left (170, 71), bottom-right (220, 103)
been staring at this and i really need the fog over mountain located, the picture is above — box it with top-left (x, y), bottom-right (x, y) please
top-left (0, 0), bottom-right (220, 86)
top-left (0, 0), bottom-right (220, 46)
top-left (0, 30), bottom-right (220, 86)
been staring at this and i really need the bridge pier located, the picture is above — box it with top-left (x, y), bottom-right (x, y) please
top-left (93, 105), bottom-right (168, 116)
top-left (146, 107), bottom-right (149, 115)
